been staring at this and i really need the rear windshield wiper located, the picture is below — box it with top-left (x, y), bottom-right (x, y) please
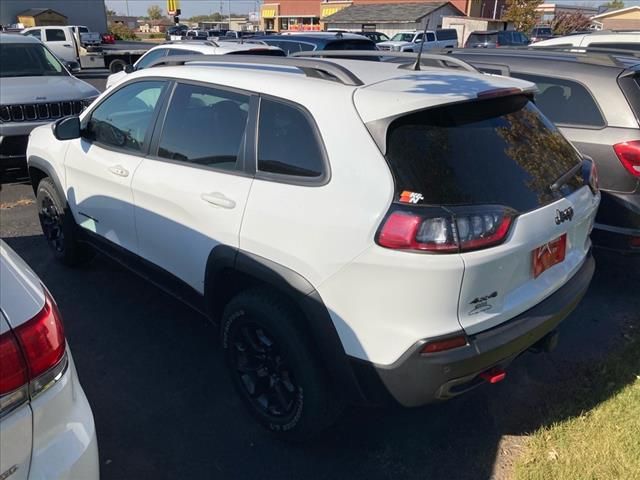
top-left (549, 161), bottom-right (582, 192)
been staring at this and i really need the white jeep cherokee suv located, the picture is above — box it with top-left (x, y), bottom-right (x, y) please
top-left (26, 53), bottom-right (599, 439)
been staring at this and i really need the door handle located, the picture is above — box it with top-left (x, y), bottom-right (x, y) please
top-left (63, 44), bottom-right (72, 47)
top-left (200, 192), bottom-right (236, 209)
top-left (108, 165), bottom-right (129, 177)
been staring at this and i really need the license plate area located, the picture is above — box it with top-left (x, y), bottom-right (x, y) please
top-left (533, 234), bottom-right (567, 278)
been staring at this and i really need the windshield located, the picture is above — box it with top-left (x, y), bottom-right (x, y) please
top-left (534, 27), bottom-right (552, 35)
top-left (384, 95), bottom-right (583, 212)
top-left (0, 43), bottom-right (66, 77)
top-left (391, 33), bottom-right (414, 42)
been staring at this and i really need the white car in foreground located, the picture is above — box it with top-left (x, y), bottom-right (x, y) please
top-left (27, 51), bottom-right (599, 440)
top-left (105, 40), bottom-right (285, 89)
top-left (0, 241), bottom-right (98, 479)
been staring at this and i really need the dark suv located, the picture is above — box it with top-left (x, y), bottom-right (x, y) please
top-left (465, 30), bottom-right (530, 48)
top-left (449, 48), bottom-right (640, 253)
top-left (252, 32), bottom-right (376, 55)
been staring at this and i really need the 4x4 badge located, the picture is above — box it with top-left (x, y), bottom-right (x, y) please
top-left (469, 291), bottom-right (498, 315)
top-left (555, 207), bottom-right (574, 225)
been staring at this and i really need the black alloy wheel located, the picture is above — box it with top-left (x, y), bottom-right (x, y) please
top-left (39, 194), bottom-right (65, 253)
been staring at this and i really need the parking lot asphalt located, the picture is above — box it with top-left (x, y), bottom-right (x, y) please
top-left (1, 72), bottom-right (639, 480)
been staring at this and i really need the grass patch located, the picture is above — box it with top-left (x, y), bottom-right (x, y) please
top-left (514, 333), bottom-right (640, 480)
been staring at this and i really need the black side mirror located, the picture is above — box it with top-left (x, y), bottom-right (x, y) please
top-left (65, 61), bottom-right (81, 73)
top-left (124, 64), bottom-right (134, 74)
top-left (54, 116), bottom-right (81, 141)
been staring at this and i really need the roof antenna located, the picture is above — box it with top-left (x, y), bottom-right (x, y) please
top-left (412, 20), bottom-right (430, 71)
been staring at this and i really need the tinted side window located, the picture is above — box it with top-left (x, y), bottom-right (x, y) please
top-left (258, 99), bottom-right (324, 178)
top-left (25, 30), bottom-right (42, 40)
top-left (512, 73), bottom-right (605, 127)
top-left (426, 33), bottom-right (436, 42)
top-left (135, 48), bottom-right (168, 69)
top-left (589, 42), bottom-right (640, 52)
top-left (157, 83), bottom-right (250, 170)
top-left (325, 40), bottom-right (376, 51)
top-left (87, 81), bottom-right (166, 152)
top-left (46, 29), bottom-right (66, 42)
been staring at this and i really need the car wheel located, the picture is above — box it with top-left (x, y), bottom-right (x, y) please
top-left (109, 59), bottom-right (126, 74)
top-left (222, 289), bottom-right (343, 441)
top-left (36, 178), bottom-right (91, 266)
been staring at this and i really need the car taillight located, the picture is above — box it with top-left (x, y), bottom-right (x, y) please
top-left (614, 141), bottom-right (640, 178)
top-left (581, 158), bottom-right (599, 193)
top-left (377, 206), bottom-right (514, 253)
top-left (0, 290), bottom-right (66, 417)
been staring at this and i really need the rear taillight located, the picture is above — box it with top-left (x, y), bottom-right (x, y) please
top-left (582, 158), bottom-right (599, 193)
top-left (0, 291), bottom-right (66, 417)
top-left (377, 206), bottom-right (514, 253)
top-left (614, 141), bottom-right (640, 178)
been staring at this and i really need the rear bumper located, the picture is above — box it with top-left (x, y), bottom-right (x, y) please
top-left (353, 253), bottom-right (595, 407)
top-left (592, 190), bottom-right (640, 254)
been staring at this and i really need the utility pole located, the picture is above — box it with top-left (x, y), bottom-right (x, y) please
top-left (125, 0), bottom-right (130, 16)
top-left (492, 0), bottom-right (498, 20)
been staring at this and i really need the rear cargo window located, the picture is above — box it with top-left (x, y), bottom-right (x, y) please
top-left (384, 95), bottom-right (583, 212)
top-left (468, 33), bottom-right (496, 44)
top-left (512, 73), bottom-right (605, 127)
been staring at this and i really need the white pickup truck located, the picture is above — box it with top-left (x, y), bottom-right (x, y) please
top-left (21, 25), bottom-right (149, 72)
top-left (377, 29), bottom-right (459, 52)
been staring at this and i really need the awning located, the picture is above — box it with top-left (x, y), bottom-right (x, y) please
top-left (262, 8), bottom-right (277, 18)
top-left (321, 5), bottom-right (348, 18)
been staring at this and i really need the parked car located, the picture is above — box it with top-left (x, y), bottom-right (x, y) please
top-left (0, 34), bottom-right (99, 177)
top-left (101, 32), bottom-right (116, 44)
top-left (165, 24), bottom-right (188, 40)
top-left (358, 31), bottom-right (390, 43)
top-left (252, 32), bottom-right (376, 55)
top-left (0, 240), bottom-right (98, 479)
top-left (105, 40), bottom-right (285, 89)
top-left (377, 29), bottom-right (458, 51)
top-left (464, 30), bottom-right (530, 48)
top-left (448, 48), bottom-right (640, 252)
top-left (27, 52), bottom-right (599, 438)
top-left (530, 25), bottom-right (554, 43)
top-left (533, 31), bottom-right (640, 52)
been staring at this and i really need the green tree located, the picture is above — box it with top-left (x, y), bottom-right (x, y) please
top-left (147, 5), bottom-right (163, 20)
top-left (502, 0), bottom-right (543, 33)
top-left (603, 0), bottom-right (624, 10)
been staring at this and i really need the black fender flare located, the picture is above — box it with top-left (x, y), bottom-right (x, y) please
top-left (204, 245), bottom-right (367, 404)
top-left (28, 156), bottom-right (65, 198)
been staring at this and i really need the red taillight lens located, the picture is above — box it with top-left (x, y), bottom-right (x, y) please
top-left (421, 334), bottom-right (468, 354)
top-left (14, 293), bottom-right (65, 379)
top-left (614, 141), bottom-right (640, 178)
top-left (377, 207), bottom-right (514, 253)
top-left (0, 331), bottom-right (28, 395)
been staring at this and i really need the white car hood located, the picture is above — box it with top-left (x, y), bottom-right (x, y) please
top-left (0, 75), bottom-right (99, 105)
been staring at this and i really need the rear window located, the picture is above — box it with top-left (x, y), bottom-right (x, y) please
top-left (533, 28), bottom-right (552, 35)
top-left (384, 95), bottom-right (583, 212)
top-left (511, 73), bottom-right (605, 127)
top-left (467, 33), bottom-right (496, 44)
top-left (436, 29), bottom-right (458, 41)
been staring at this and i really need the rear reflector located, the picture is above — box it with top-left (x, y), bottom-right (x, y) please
top-left (421, 335), bottom-right (468, 354)
top-left (480, 368), bottom-right (506, 384)
top-left (614, 141), bottom-right (640, 178)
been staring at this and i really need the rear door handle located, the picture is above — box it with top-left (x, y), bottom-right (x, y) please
top-left (63, 44), bottom-right (72, 47)
top-left (201, 192), bottom-right (236, 209)
top-left (108, 165), bottom-right (129, 177)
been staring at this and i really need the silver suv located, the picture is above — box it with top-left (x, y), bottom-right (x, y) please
top-left (0, 34), bottom-right (99, 178)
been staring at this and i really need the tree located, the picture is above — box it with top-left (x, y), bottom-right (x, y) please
top-left (502, 0), bottom-right (543, 33)
top-left (603, 0), bottom-right (624, 10)
top-left (147, 5), bottom-right (163, 20)
top-left (551, 12), bottom-right (592, 35)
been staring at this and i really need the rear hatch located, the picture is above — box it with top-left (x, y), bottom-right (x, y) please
top-left (379, 94), bottom-right (600, 334)
top-left (466, 33), bottom-right (497, 48)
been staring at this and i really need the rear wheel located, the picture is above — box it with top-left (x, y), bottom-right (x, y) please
top-left (108, 58), bottom-right (126, 74)
top-left (36, 178), bottom-right (91, 266)
top-left (222, 289), bottom-right (343, 441)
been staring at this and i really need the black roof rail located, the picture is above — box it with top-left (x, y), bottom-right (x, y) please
top-left (146, 54), bottom-right (365, 86)
top-left (162, 39), bottom-right (219, 47)
top-left (291, 50), bottom-right (478, 73)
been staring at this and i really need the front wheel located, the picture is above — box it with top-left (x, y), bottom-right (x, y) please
top-left (221, 289), bottom-right (343, 441)
top-left (36, 178), bottom-right (91, 266)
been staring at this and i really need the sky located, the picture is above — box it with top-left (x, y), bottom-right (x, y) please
top-left (104, 0), bottom-right (640, 17)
